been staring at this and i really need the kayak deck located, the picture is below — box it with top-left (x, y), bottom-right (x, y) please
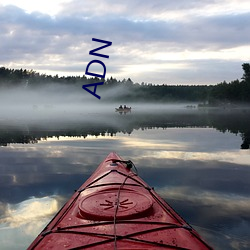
top-left (28, 152), bottom-right (213, 249)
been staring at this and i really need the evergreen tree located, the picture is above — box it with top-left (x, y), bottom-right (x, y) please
top-left (242, 63), bottom-right (250, 83)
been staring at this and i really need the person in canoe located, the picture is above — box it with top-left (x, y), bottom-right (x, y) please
top-left (123, 105), bottom-right (131, 112)
top-left (115, 105), bottom-right (132, 113)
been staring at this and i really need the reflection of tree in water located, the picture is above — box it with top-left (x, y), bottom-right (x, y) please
top-left (204, 109), bottom-right (250, 150)
top-left (0, 131), bottom-right (38, 146)
top-left (0, 109), bottom-right (249, 149)
top-left (241, 133), bottom-right (250, 149)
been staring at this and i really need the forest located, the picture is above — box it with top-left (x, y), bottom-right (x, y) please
top-left (0, 63), bottom-right (249, 104)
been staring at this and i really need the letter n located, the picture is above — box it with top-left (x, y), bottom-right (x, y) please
top-left (85, 60), bottom-right (106, 78)
top-left (82, 82), bottom-right (104, 100)
top-left (89, 38), bottom-right (112, 59)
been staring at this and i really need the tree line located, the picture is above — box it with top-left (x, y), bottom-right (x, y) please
top-left (208, 63), bottom-right (250, 105)
top-left (0, 63), bottom-right (249, 104)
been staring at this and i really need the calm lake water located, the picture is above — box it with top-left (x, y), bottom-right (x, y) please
top-left (0, 104), bottom-right (250, 249)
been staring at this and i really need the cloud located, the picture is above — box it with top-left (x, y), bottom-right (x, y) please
top-left (157, 186), bottom-right (250, 216)
top-left (0, 1), bottom-right (250, 84)
top-left (0, 196), bottom-right (59, 229)
top-left (58, 0), bottom-right (246, 20)
top-left (0, 196), bottom-right (62, 249)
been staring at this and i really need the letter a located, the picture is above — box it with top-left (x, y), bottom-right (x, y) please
top-left (89, 38), bottom-right (112, 59)
top-left (82, 82), bottom-right (104, 100)
top-left (85, 60), bottom-right (106, 78)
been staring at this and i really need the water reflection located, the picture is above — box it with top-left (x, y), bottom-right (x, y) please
top-left (0, 196), bottom-right (62, 250)
top-left (1, 196), bottom-right (59, 228)
top-left (0, 107), bottom-right (250, 149)
top-left (0, 110), bottom-right (250, 249)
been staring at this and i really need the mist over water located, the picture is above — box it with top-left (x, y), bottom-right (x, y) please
top-left (0, 85), bottom-right (109, 120)
top-left (0, 84), bottom-right (198, 125)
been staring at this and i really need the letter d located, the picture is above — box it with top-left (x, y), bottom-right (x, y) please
top-left (85, 60), bottom-right (106, 78)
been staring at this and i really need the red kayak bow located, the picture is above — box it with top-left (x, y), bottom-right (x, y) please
top-left (28, 152), bottom-right (213, 249)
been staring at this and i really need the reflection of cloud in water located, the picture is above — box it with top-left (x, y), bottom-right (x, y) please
top-left (157, 186), bottom-right (250, 249)
top-left (195, 222), bottom-right (250, 250)
top-left (120, 138), bottom-right (185, 150)
top-left (153, 150), bottom-right (250, 166)
top-left (0, 196), bottom-right (61, 249)
top-left (0, 196), bottom-right (59, 230)
top-left (157, 186), bottom-right (250, 216)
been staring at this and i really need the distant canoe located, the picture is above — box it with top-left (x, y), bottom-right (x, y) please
top-left (115, 107), bottom-right (132, 113)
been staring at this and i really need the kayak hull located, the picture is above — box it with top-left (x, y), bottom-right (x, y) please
top-left (28, 152), bottom-right (212, 249)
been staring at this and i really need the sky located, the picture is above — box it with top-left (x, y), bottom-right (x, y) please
top-left (0, 0), bottom-right (250, 85)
